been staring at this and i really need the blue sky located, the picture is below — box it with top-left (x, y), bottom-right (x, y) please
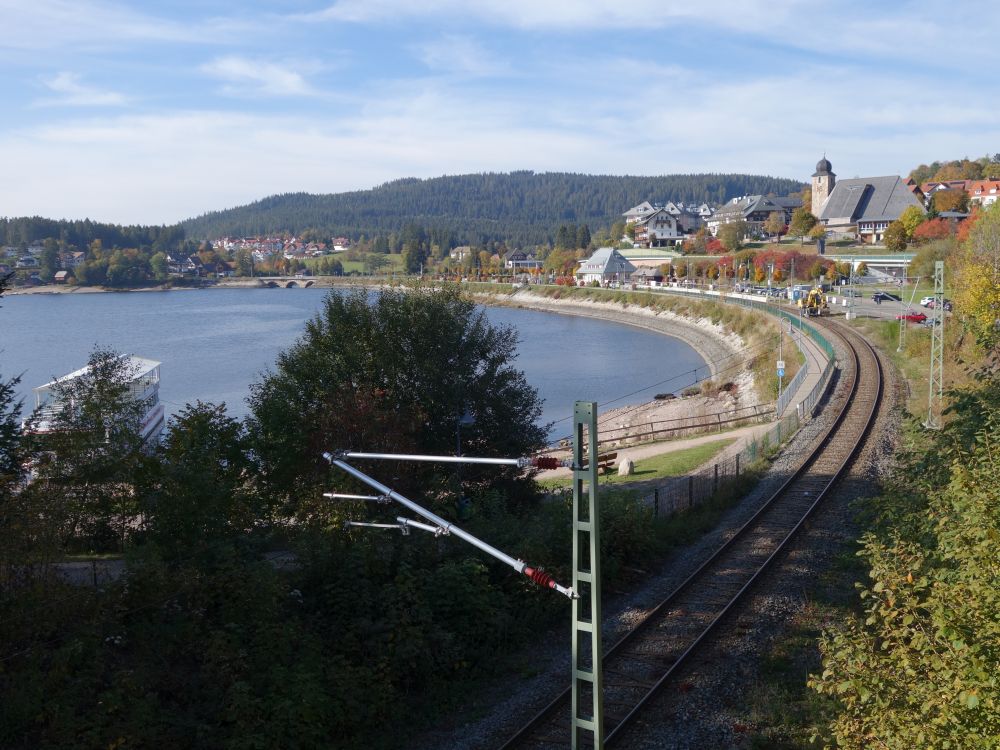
top-left (2, 0), bottom-right (998, 226)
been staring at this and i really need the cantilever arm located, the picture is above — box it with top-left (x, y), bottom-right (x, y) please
top-left (322, 452), bottom-right (578, 599)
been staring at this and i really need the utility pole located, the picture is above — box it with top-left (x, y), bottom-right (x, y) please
top-left (571, 402), bottom-right (603, 749)
top-left (926, 260), bottom-right (945, 429)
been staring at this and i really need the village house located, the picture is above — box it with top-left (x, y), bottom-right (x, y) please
top-left (966, 180), bottom-right (1000, 208)
top-left (622, 200), bottom-right (713, 236)
top-left (576, 247), bottom-right (636, 286)
top-left (502, 249), bottom-right (543, 271)
top-left (449, 246), bottom-right (473, 261)
top-left (631, 208), bottom-right (683, 248)
top-left (706, 195), bottom-right (801, 237)
top-left (811, 156), bottom-right (923, 244)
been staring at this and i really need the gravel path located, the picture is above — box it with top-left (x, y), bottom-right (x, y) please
top-left (409, 318), bottom-right (897, 750)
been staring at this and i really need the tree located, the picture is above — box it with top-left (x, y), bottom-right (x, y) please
top-left (931, 189), bottom-right (970, 213)
top-left (898, 205), bottom-right (926, 238)
top-left (808, 224), bottom-right (827, 243)
top-left (957, 203), bottom-right (1000, 349)
top-left (39, 238), bottom-right (60, 282)
top-left (884, 220), bottom-right (909, 252)
top-left (718, 222), bottom-right (745, 253)
top-left (576, 224), bottom-right (591, 250)
top-left (247, 287), bottom-right (548, 514)
top-left (363, 253), bottom-right (390, 274)
top-left (812, 371), bottom-right (1000, 749)
top-left (911, 218), bottom-right (952, 244)
top-left (763, 211), bottom-right (785, 240)
top-left (788, 208), bottom-right (818, 240)
top-left (144, 402), bottom-right (257, 563)
top-left (28, 348), bottom-right (152, 551)
top-left (150, 251), bottom-right (168, 281)
top-left (402, 242), bottom-right (428, 274)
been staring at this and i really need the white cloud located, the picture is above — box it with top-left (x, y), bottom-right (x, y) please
top-left (201, 56), bottom-right (317, 97)
top-left (0, 0), bottom-right (212, 50)
top-left (308, 0), bottom-right (803, 32)
top-left (412, 34), bottom-right (509, 77)
top-left (36, 72), bottom-right (126, 107)
top-left (2, 54), bottom-right (997, 226)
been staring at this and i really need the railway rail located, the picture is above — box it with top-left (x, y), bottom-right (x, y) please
top-left (498, 320), bottom-right (883, 749)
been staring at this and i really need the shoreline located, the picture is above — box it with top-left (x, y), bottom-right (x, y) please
top-left (9, 281), bottom-right (762, 438)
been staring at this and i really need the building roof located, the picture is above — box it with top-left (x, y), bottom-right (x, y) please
top-left (622, 201), bottom-right (657, 219)
top-left (35, 356), bottom-right (161, 392)
top-left (577, 247), bottom-right (636, 277)
top-left (813, 156), bottom-right (834, 177)
top-left (711, 195), bottom-right (800, 222)
top-left (819, 176), bottom-right (922, 225)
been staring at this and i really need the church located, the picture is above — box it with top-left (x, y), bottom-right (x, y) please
top-left (811, 156), bottom-right (922, 245)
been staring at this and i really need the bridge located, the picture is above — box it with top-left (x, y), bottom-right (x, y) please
top-left (254, 276), bottom-right (317, 288)
top-left (825, 253), bottom-right (914, 273)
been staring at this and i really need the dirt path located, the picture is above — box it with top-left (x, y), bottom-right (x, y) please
top-left (536, 421), bottom-right (774, 479)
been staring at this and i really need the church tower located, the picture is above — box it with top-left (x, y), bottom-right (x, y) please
top-left (812, 155), bottom-right (835, 216)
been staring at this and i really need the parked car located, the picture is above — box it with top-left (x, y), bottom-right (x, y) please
top-left (920, 296), bottom-right (935, 307)
top-left (895, 310), bottom-right (928, 323)
top-left (925, 298), bottom-right (953, 311)
top-left (872, 291), bottom-right (902, 303)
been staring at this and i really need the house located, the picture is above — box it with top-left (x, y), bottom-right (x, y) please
top-left (622, 201), bottom-right (658, 224)
top-left (15, 256), bottom-right (39, 269)
top-left (706, 195), bottom-right (801, 237)
top-left (502, 249), bottom-right (542, 271)
top-left (576, 247), bottom-right (636, 286)
top-left (166, 254), bottom-right (201, 276)
top-left (918, 180), bottom-right (971, 208)
top-left (624, 200), bottom-right (713, 236)
top-left (630, 267), bottom-right (664, 286)
top-left (54, 270), bottom-right (70, 284)
top-left (966, 180), bottom-right (1000, 208)
top-left (450, 246), bottom-right (473, 261)
top-left (63, 251), bottom-right (86, 269)
top-left (631, 209), bottom-right (683, 248)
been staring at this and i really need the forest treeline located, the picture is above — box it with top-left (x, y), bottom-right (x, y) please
top-left (179, 171), bottom-right (805, 246)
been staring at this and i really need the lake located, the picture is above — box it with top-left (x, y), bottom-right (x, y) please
top-left (0, 287), bottom-right (705, 436)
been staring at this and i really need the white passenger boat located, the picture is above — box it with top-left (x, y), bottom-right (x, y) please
top-left (30, 356), bottom-right (165, 444)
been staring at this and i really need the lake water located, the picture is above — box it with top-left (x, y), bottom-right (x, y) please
top-left (0, 288), bottom-right (705, 436)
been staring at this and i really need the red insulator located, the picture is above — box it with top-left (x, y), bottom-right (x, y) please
top-left (532, 456), bottom-right (561, 470)
top-left (524, 566), bottom-right (555, 588)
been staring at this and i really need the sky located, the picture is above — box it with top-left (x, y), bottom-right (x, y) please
top-left (2, 0), bottom-right (999, 226)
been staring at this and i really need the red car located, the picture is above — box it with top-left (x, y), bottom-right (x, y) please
top-left (895, 310), bottom-right (927, 323)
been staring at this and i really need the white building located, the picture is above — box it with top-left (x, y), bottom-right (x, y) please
top-left (576, 247), bottom-right (636, 286)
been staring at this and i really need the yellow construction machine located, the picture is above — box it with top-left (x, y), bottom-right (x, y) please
top-left (797, 286), bottom-right (828, 316)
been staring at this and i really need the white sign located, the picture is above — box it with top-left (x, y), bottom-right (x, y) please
top-left (776, 360), bottom-right (785, 370)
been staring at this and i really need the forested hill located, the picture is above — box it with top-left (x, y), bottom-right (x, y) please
top-left (181, 171), bottom-right (805, 246)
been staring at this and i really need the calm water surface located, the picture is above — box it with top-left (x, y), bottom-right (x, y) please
top-left (0, 288), bottom-right (705, 435)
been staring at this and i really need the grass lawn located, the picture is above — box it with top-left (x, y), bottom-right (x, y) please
top-left (538, 437), bottom-right (735, 490)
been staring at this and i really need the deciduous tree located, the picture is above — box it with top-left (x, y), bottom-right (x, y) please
top-left (884, 220), bottom-right (908, 252)
top-left (898, 205), bottom-right (926, 238)
top-left (788, 208), bottom-right (818, 240)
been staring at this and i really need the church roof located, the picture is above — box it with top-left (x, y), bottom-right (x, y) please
top-left (819, 176), bottom-right (922, 224)
top-left (813, 156), bottom-right (833, 177)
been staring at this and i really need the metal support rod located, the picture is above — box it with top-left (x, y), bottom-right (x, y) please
top-left (323, 453), bottom-right (578, 599)
top-left (338, 450), bottom-right (519, 466)
top-left (324, 492), bottom-right (391, 504)
top-left (332, 450), bottom-right (569, 469)
top-left (396, 517), bottom-right (449, 536)
top-left (345, 521), bottom-right (411, 533)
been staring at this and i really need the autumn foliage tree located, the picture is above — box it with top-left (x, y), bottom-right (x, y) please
top-left (911, 218), bottom-right (952, 244)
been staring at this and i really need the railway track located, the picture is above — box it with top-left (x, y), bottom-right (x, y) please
top-left (498, 320), bottom-right (883, 749)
